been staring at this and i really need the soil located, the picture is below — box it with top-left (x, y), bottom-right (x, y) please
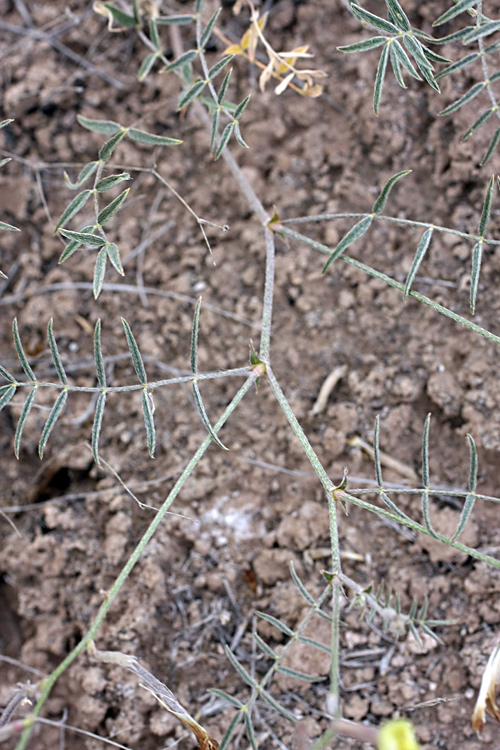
top-left (1, 1), bottom-right (500, 749)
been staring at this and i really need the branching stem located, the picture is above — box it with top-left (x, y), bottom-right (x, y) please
top-left (280, 225), bottom-right (500, 347)
top-left (335, 489), bottom-right (500, 568)
top-left (259, 227), bottom-right (275, 362)
top-left (15, 373), bottom-right (257, 750)
top-left (7, 367), bottom-right (250, 394)
top-left (265, 365), bottom-right (341, 711)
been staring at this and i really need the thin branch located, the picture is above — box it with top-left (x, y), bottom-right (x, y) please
top-left (0, 282), bottom-right (260, 329)
top-left (281, 213), bottom-right (500, 248)
top-left (0, 20), bottom-right (126, 90)
top-left (259, 227), bottom-right (276, 362)
top-left (9, 366), bottom-right (250, 394)
top-left (16, 374), bottom-right (258, 750)
top-left (192, 101), bottom-right (270, 225)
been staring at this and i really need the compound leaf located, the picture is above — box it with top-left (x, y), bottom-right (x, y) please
top-left (190, 298), bottom-right (201, 374)
top-left (0, 220), bottom-right (20, 232)
top-left (253, 633), bottom-right (277, 659)
top-left (372, 169), bottom-right (411, 214)
top-left (483, 128), bottom-right (500, 165)
top-left (451, 491), bottom-right (476, 543)
top-left (298, 635), bottom-right (331, 654)
top-left (39, 390), bottom-right (68, 458)
top-left (350, 4), bottom-right (400, 34)
top-left (467, 433), bottom-right (478, 494)
top-left (59, 229), bottom-right (106, 247)
top-left (127, 128), bottom-right (182, 146)
top-left (386, 0), bottom-right (411, 31)
top-left (259, 689), bottom-right (297, 722)
top-left (0, 384), bottom-right (16, 411)
top-left (470, 240), bottom-right (482, 314)
top-left (77, 115), bottom-right (122, 135)
top-left (47, 319), bottom-right (68, 385)
top-left (462, 108), bottom-right (495, 141)
top-left (435, 52), bottom-right (478, 79)
top-left (101, 3), bottom-right (137, 28)
top-left (234, 94), bottom-right (251, 120)
top-left (215, 122), bottom-right (234, 160)
top-left (199, 7), bottom-right (221, 50)
top-left (257, 611), bottom-right (294, 636)
top-left (208, 54), bottom-right (234, 80)
top-left (99, 130), bottom-right (127, 162)
top-left (177, 80), bottom-right (206, 110)
top-left (374, 414), bottom-right (383, 486)
top-left (139, 52), bottom-right (158, 81)
top-left (13, 318), bottom-right (36, 381)
top-left (94, 319), bottom-right (106, 388)
top-left (290, 562), bottom-right (315, 604)
top-left (59, 226), bottom-right (95, 263)
top-left (404, 227), bottom-right (433, 300)
top-left (462, 21), bottom-right (500, 44)
top-left (106, 242), bottom-right (124, 275)
top-left (55, 190), bottom-right (92, 233)
top-left (233, 122), bottom-right (248, 148)
top-left (210, 109), bottom-right (220, 154)
top-left (0, 365), bottom-right (15, 383)
top-left (244, 712), bottom-right (258, 750)
top-left (322, 215), bottom-right (372, 273)
top-left (64, 161), bottom-right (99, 190)
top-left (422, 413), bottom-right (431, 487)
top-left (97, 188), bottom-right (130, 225)
top-left (478, 175), bottom-right (494, 237)
top-left (434, 0), bottom-right (479, 26)
top-left (15, 387), bottom-right (36, 459)
top-left (142, 389), bottom-right (156, 457)
top-left (374, 42), bottom-right (389, 113)
top-left (164, 49), bottom-right (198, 72)
top-left (276, 666), bottom-right (324, 682)
top-left (225, 646), bottom-right (256, 687)
top-left (93, 247), bottom-right (108, 299)
top-left (439, 81), bottom-right (484, 116)
top-left (192, 380), bottom-right (228, 450)
top-left (218, 713), bottom-right (244, 750)
top-left (92, 391), bottom-right (106, 465)
top-left (338, 36), bottom-right (388, 53)
top-left (122, 318), bottom-right (147, 383)
top-left (400, 37), bottom-right (438, 76)
top-left (95, 173), bottom-right (131, 192)
top-left (156, 14), bottom-right (194, 25)
top-left (208, 689), bottom-right (243, 709)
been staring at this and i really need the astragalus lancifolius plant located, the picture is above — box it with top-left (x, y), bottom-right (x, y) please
top-left (2, 1), bottom-right (500, 749)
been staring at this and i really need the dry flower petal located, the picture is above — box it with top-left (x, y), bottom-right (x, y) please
top-left (275, 73), bottom-right (294, 95)
top-left (472, 635), bottom-right (500, 733)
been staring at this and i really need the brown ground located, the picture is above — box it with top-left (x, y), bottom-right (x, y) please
top-left (1, 1), bottom-right (500, 748)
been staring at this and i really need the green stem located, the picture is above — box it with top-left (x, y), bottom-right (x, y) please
top-left (16, 374), bottom-right (256, 750)
top-left (10, 367), bottom-right (251, 394)
top-left (265, 365), bottom-right (341, 711)
top-left (280, 226), bottom-right (500, 347)
top-left (342, 254), bottom-right (500, 346)
top-left (336, 489), bottom-right (500, 568)
top-left (350, 487), bottom-right (500, 503)
top-left (259, 227), bottom-right (276, 362)
top-left (281, 217), bottom-right (500, 248)
top-left (92, 160), bottom-right (105, 231)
